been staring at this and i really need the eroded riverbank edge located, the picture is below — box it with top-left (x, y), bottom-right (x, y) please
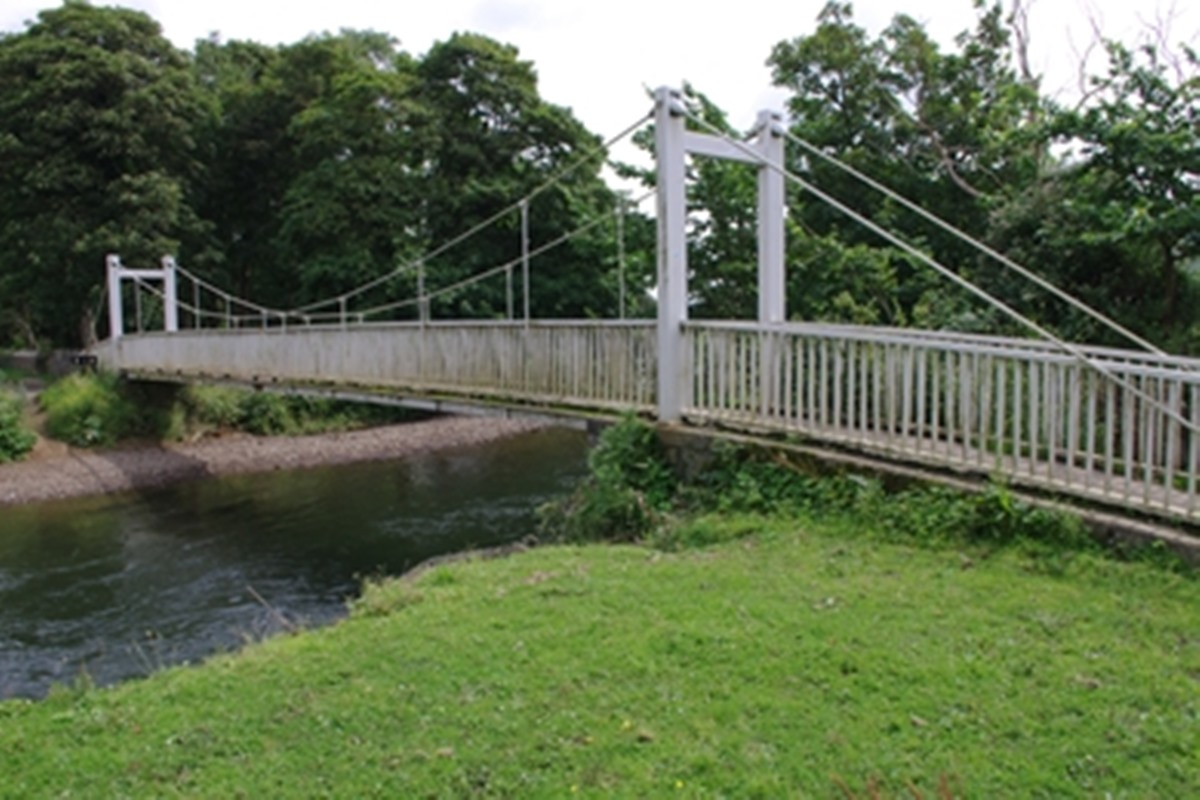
top-left (0, 415), bottom-right (551, 508)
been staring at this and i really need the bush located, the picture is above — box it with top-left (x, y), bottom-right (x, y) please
top-left (0, 388), bottom-right (35, 462)
top-left (175, 385), bottom-right (419, 439)
top-left (40, 372), bottom-right (137, 447)
top-left (179, 385), bottom-right (245, 430)
top-left (539, 415), bottom-right (676, 543)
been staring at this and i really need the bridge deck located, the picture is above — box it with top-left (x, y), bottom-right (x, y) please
top-left (95, 319), bottom-right (1200, 527)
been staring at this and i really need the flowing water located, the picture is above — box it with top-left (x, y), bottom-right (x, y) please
top-left (0, 426), bottom-right (587, 700)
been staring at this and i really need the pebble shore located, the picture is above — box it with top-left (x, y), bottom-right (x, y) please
top-left (0, 416), bottom-right (546, 507)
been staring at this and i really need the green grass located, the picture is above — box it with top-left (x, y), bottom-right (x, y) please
top-left (2, 515), bottom-right (1196, 797)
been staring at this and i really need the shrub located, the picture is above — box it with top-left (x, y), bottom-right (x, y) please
top-left (179, 385), bottom-right (245, 430)
top-left (236, 392), bottom-right (298, 436)
top-left (0, 388), bottom-right (35, 462)
top-left (40, 372), bottom-right (136, 447)
top-left (539, 415), bottom-right (676, 543)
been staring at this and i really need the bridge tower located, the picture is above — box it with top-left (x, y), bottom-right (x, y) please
top-left (653, 87), bottom-right (785, 422)
top-left (106, 254), bottom-right (178, 339)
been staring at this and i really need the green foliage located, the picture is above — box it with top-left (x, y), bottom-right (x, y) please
top-left (178, 384), bottom-right (245, 430)
top-left (0, 3), bottom-right (211, 346)
top-left (539, 415), bottom-right (676, 542)
top-left (0, 388), bottom-right (36, 462)
top-left (547, 429), bottom-right (1176, 572)
top-left (988, 42), bottom-right (1200, 346)
top-left (681, 443), bottom-right (1109, 564)
top-left (40, 373), bottom-right (137, 447)
top-left (586, 416), bottom-right (676, 506)
top-left (236, 392), bottom-right (297, 436)
top-left (176, 384), bottom-right (418, 439)
top-left (416, 32), bottom-right (622, 320)
top-left (39, 376), bottom-right (420, 447)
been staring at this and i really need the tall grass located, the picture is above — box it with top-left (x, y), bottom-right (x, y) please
top-left (39, 372), bottom-right (138, 447)
top-left (0, 387), bottom-right (35, 462)
top-left (38, 372), bottom-right (424, 448)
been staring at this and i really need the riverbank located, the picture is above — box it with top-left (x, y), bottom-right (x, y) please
top-left (0, 415), bottom-right (548, 507)
top-left (2, 515), bottom-right (1196, 796)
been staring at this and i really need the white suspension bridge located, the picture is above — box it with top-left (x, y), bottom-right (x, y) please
top-left (92, 87), bottom-right (1200, 529)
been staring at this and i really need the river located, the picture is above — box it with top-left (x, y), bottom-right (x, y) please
top-left (0, 426), bottom-right (587, 700)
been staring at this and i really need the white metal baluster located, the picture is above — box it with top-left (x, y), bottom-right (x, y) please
top-left (1066, 366), bottom-right (1081, 491)
top-left (1123, 378), bottom-right (1135, 503)
top-left (818, 339), bottom-right (829, 431)
top-left (833, 341), bottom-right (844, 434)
top-left (877, 344), bottom-right (888, 439)
top-left (704, 331), bottom-right (715, 416)
top-left (1165, 378), bottom-right (1181, 512)
top-left (958, 351), bottom-right (971, 464)
top-left (1029, 361), bottom-right (1041, 479)
top-left (915, 347), bottom-right (927, 452)
top-left (859, 342), bottom-right (870, 439)
top-left (1084, 370), bottom-right (1097, 493)
top-left (978, 355), bottom-right (992, 469)
top-left (783, 334), bottom-right (795, 427)
top-left (901, 345), bottom-right (913, 446)
top-left (845, 340), bottom-right (856, 437)
top-left (1189, 383), bottom-right (1199, 517)
top-left (948, 350), bottom-right (960, 458)
top-left (931, 351), bottom-right (942, 455)
top-left (1142, 377), bottom-right (1156, 506)
top-left (740, 331), bottom-right (750, 417)
top-left (883, 344), bottom-right (896, 440)
top-left (1046, 362), bottom-right (1058, 484)
top-left (1104, 377), bottom-right (1116, 496)
top-left (995, 358), bottom-right (1007, 470)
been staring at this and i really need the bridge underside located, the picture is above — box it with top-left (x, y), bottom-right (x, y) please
top-left (94, 320), bottom-right (1200, 529)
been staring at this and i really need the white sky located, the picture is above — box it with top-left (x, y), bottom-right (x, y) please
top-left (2, 0), bottom-right (1196, 165)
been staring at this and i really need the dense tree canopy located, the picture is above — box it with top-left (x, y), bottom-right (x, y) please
top-left (0, 1), bottom-right (209, 346)
top-left (0, 1), bottom-right (1195, 352)
top-left (0, 5), bottom-right (629, 347)
top-left (766, 1), bottom-right (1199, 347)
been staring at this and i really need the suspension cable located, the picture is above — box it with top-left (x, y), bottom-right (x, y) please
top-left (680, 108), bottom-right (1200, 434)
top-left (356, 189), bottom-right (655, 319)
top-left (290, 110), bottom-right (654, 315)
top-left (782, 129), bottom-right (1168, 356)
top-left (174, 265), bottom-right (292, 320)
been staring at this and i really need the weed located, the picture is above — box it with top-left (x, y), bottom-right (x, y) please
top-left (40, 372), bottom-right (137, 446)
top-left (0, 388), bottom-right (35, 462)
top-left (539, 415), bottom-right (675, 542)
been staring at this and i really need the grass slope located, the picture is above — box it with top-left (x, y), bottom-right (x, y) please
top-left (1, 517), bottom-right (1197, 798)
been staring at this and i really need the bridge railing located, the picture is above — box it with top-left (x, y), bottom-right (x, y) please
top-left (684, 321), bottom-right (1200, 521)
top-left (98, 321), bottom-right (657, 414)
top-left (96, 317), bottom-right (1200, 521)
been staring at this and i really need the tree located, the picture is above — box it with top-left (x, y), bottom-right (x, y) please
top-left (191, 32), bottom-right (429, 312)
top-left (0, 1), bottom-right (210, 347)
top-left (416, 33), bottom-right (618, 319)
top-left (767, 1), bottom-right (1047, 329)
top-left (990, 40), bottom-right (1199, 347)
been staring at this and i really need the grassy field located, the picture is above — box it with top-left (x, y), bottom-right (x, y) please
top-left (1, 510), bottom-right (1196, 798)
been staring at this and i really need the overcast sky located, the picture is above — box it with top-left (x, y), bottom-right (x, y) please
top-left (3, 0), bottom-right (1196, 154)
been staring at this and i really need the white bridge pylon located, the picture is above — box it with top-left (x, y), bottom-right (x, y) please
top-left (106, 253), bottom-right (178, 339)
top-left (653, 86), bottom-right (785, 422)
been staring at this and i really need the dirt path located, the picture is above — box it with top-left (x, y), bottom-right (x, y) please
top-left (0, 416), bottom-right (547, 507)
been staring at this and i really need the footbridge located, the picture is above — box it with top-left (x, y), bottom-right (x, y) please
top-left (93, 88), bottom-right (1200, 529)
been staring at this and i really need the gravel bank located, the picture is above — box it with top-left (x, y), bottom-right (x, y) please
top-left (0, 416), bottom-right (547, 507)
